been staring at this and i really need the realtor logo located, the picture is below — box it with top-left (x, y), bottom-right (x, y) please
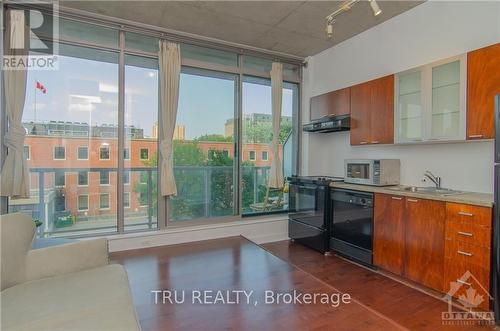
top-left (2, 1), bottom-right (59, 70)
top-left (441, 271), bottom-right (495, 326)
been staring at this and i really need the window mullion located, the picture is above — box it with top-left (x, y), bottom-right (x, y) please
top-left (117, 30), bottom-right (125, 233)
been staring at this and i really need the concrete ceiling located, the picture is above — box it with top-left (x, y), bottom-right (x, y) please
top-left (61, 1), bottom-right (423, 58)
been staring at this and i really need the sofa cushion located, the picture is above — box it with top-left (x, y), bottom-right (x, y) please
top-left (0, 213), bottom-right (36, 290)
top-left (0, 264), bottom-right (140, 331)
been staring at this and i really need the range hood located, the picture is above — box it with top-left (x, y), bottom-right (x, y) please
top-left (303, 114), bottom-right (350, 133)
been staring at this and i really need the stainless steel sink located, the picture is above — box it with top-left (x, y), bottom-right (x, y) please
top-left (386, 186), bottom-right (464, 196)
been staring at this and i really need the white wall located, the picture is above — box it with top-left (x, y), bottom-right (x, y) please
top-left (302, 1), bottom-right (500, 194)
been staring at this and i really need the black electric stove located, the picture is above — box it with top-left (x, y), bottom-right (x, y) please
top-left (287, 175), bottom-right (343, 254)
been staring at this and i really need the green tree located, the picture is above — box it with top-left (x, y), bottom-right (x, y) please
top-left (195, 134), bottom-right (233, 142)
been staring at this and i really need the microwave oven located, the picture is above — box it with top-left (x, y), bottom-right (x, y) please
top-left (344, 159), bottom-right (400, 186)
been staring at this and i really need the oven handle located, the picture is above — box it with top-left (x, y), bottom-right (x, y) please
top-left (289, 183), bottom-right (320, 191)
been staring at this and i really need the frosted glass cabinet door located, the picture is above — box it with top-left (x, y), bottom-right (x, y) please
top-left (430, 60), bottom-right (464, 139)
top-left (396, 71), bottom-right (423, 142)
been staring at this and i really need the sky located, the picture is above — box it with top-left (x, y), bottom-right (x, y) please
top-left (24, 54), bottom-right (297, 140)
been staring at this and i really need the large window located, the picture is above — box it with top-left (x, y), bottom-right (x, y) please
top-left (169, 68), bottom-right (237, 222)
top-left (8, 42), bottom-right (119, 236)
top-left (6, 14), bottom-right (300, 237)
top-left (241, 77), bottom-right (298, 215)
top-left (124, 55), bottom-right (158, 231)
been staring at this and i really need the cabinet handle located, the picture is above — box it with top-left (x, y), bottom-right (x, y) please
top-left (391, 196), bottom-right (403, 200)
top-left (468, 134), bottom-right (484, 139)
top-left (457, 279), bottom-right (472, 286)
top-left (371, 141), bottom-right (380, 144)
top-left (457, 250), bottom-right (473, 257)
top-left (359, 141), bottom-right (368, 145)
top-left (457, 231), bottom-right (473, 237)
top-left (407, 198), bottom-right (418, 203)
top-left (458, 211), bottom-right (474, 217)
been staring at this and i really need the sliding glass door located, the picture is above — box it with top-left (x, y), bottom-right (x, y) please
top-left (169, 68), bottom-right (238, 222)
top-left (241, 76), bottom-right (298, 215)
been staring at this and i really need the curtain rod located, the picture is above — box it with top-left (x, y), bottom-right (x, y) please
top-left (4, 3), bottom-right (305, 66)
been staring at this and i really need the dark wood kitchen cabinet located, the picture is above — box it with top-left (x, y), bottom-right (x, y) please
top-left (310, 87), bottom-right (351, 121)
top-left (467, 43), bottom-right (500, 140)
top-left (373, 194), bottom-right (405, 275)
top-left (350, 75), bottom-right (394, 145)
top-left (404, 198), bottom-right (446, 292)
top-left (374, 194), bottom-right (446, 292)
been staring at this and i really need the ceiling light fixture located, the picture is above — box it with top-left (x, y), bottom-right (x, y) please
top-left (325, 0), bottom-right (383, 39)
top-left (369, 0), bottom-right (382, 16)
top-left (326, 18), bottom-right (335, 39)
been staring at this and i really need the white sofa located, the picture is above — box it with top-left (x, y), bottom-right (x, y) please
top-left (0, 213), bottom-right (141, 331)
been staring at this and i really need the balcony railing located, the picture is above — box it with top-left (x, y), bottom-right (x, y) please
top-left (8, 165), bottom-right (285, 238)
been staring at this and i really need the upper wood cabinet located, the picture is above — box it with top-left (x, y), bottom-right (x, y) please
top-left (467, 43), bottom-right (500, 140)
top-left (395, 55), bottom-right (466, 143)
top-left (351, 75), bottom-right (394, 145)
top-left (310, 87), bottom-right (350, 121)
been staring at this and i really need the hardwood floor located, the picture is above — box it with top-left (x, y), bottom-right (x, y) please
top-left (111, 237), bottom-right (497, 331)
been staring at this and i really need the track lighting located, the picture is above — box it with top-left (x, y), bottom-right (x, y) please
top-left (369, 0), bottom-right (382, 16)
top-left (325, 0), bottom-right (383, 40)
top-left (326, 19), bottom-right (334, 39)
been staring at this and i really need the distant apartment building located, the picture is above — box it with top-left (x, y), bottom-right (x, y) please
top-left (152, 122), bottom-right (186, 140)
top-left (14, 121), bottom-right (277, 232)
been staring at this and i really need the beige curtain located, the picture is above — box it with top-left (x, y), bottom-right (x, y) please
top-left (0, 10), bottom-right (29, 197)
top-left (158, 41), bottom-right (181, 196)
top-left (267, 62), bottom-right (284, 189)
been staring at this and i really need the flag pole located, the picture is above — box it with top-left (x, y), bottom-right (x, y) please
top-left (34, 78), bottom-right (37, 123)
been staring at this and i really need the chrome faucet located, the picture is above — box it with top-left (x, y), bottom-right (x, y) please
top-left (423, 171), bottom-right (441, 189)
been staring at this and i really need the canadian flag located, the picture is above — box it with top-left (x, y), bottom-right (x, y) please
top-left (36, 81), bottom-right (46, 94)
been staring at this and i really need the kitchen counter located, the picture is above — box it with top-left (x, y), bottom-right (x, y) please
top-left (330, 182), bottom-right (493, 208)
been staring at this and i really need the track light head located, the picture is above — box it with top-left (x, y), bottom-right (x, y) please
top-left (369, 0), bottom-right (382, 16)
top-left (326, 19), bottom-right (334, 39)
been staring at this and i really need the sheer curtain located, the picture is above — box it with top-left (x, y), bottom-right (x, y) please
top-left (0, 10), bottom-right (29, 197)
top-left (267, 62), bottom-right (284, 189)
top-left (158, 40), bottom-right (181, 196)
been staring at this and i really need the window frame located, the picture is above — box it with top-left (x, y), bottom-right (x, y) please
top-left (53, 146), bottom-right (66, 160)
top-left (99, 145), bottom-right (111, 160)
top-left (77, 194), bottom-right (89, 212)
top-left (4, 6), bottom-right (301, 235)
top-left (261, 150), bottom-right (268, 161)
top-left (99, 193), bottom-right (110, 210)
top-left (123, 192), bottom-right (130, 208)
top-left (54, 171), bottom-right (66, 187)
top-left (77, 146), bottom-right (89, 160)
top-left (123, 148), bottom-right (130, 160)
top-left (78, 171), bottom-right (89, 186)
top-left (24, 145), bottom-right (30, 160)
top-left (249, 150), bottom-right (256, 161)
top-left (100, 171), bottom-right (110, 185)
top-left (139, 147), bottom-right (149, 161)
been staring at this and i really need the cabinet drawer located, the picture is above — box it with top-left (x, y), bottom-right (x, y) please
top-left (444, 240), bottom-right (490, 268)
top-left (446, 203), bottom-right (492, 228)
top-left (445, 220), bottom-right (492, 248)
top-left (443, 257), bottom-right (490, 310)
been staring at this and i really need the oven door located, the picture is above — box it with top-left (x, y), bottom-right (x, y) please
top-left (344, 160), bottom-right (375, 185)
top-left (288, 182), bottom-right (326, 229)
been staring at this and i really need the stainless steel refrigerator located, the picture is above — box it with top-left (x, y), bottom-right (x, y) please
top-left (494, 94), bottom-right (500, 324)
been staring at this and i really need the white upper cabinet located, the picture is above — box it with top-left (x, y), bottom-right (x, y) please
top-left (395, 70), bottom-right (423, 142)
top-left (395, 55), bottom-right (466, 143)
